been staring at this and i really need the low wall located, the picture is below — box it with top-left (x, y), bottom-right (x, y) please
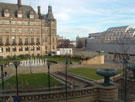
top-left (82, 55), bottom-right (104, 65)
top-left (0, 85), bottom-right (118, 102)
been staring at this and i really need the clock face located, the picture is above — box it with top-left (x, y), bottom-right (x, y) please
top-left (4, 13), bottom-right (10, 17)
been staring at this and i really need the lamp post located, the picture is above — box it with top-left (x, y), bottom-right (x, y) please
top-left (13, 61), bottom-right (20, 97)
top-left (47, 61), bottom-right (51, 91)
top-left (65, 54), bottom-right (68, 102)
top-left (0, 64), bottom-right (4, 90)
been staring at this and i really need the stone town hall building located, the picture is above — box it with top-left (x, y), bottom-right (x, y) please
top-left (0, 0), bottom-right (57, 57)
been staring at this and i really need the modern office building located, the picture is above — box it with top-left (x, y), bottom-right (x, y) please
top-left (0, 0), bottom-right (57, 57)
top-left (87, 26), bottom-right (135, 54)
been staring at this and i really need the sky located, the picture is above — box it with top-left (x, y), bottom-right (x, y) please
top-left (1, 0), bottom-right (135, 40)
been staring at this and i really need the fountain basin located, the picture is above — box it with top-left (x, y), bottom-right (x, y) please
top-left (96, 68), bottom-right (119, 86)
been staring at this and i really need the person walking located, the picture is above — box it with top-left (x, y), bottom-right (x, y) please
top-left (8, 96), bottom-right (14, 102)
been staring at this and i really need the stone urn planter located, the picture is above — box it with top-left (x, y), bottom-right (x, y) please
top-left (127, 64), bottom-right (135, 79)
top-left (96, 68), bottom-right (119, 86)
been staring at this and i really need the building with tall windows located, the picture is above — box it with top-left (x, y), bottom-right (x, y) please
top-left (87, 26), bottom-right (135, 54)
top-left (0, 0), bottom-right (57, 57)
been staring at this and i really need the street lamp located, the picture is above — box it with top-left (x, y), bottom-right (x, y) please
top-left (65, 54), bottom-right (69, 102)
top-left (13, 60), bottom-right (20, 97)
top-left (47, 61), bottom-right (51, 91)
top-left (0, 64), bottom-right (4, 90)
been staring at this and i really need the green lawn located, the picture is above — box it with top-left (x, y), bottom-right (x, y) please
top-left (69, 68), bottom-right (122, 80)
top-left (40, 57), bottom-right (79, 63)
top-left (0, 73), bottom-right (63, 89)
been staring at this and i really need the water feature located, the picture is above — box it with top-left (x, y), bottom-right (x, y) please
top-left (20, 58), bottom-right (48, 67)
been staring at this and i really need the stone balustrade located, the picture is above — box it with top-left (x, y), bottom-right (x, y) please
top-left (0, 85), bottom-right (118, 102)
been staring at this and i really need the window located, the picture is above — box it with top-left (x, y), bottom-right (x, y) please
top-left (24, 22), bottom-right (28, 26)
top-left (0, 28), bottom-right (2, 33)
top-left (6, 48), bottom-right (10, 52)
top-left (30, 15), bottom-right (34, 19)
top-left (11, 21), bottom-right (16, 25)
top-left (45, 46), bottom-right (48, 50)
top-left (0, 48), bottom-right (3, 53)
top-left (5, 37), bottom-right (9, 45)
top-left (45, 37), bottom-right (48, 42)
top-left (5, 28), bottom-right (9, 33)
top-left (52, 29), bottom-right (55, 34)
top-left (36, 46), bottom-right (40, 50)
top-left (25, 37), bottom-right (28, 45)
top-left (31, 46), bottom-right (34, 51)
top-left (36, 38), bottom-right (40, 44)
top-left (25, 29), bottom-right (28, 34)
top-left (53, 37), bottom-right (55, 42)
top-left (30, 22), bottom-right (34, 26)
top-left (45, 29), bottom-right (49, 34)
top-left (25, 47), bottom-right (29, 51)
top-left (31, 37), bottom-right (34, 44)
top-left (53, 45), bottom-right (55, 50)
top-left (5, 21), bottom-right (10, 25)
top-left (19, 37), bottom-right (22, 45)
top-left (12, 28), bottom-right (16, 33)
top-left (0, 37), bottom-right (2, 45)
top-left (36, 29), bottom-right (40, 34)
top-left (30, 29), bottom-right (34, 34)
top-left (0, 21), bottom-right (3, 25)
top-left (18, 21), bottom-right (22, 26)
top-left (18, 28), bottom-right (22, 34)
top-left (18, 14), bottom-right (22, 18)
top-left (4, 13), bottom-right (10, 17)
top-left (12, 47), bottom-right (16, 52)
top-left (12, 36), bottom-right (16, 45)
top-left (19, 47), bottom-right (23, 51)
top-left (35, 22), bottom-right (40, 26)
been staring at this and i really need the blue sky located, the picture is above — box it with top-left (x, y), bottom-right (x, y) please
top-left (1, 0), bottom-right (135, 40)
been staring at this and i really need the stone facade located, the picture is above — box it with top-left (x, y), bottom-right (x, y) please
top-left (0, 0), bottom-right (57, 57)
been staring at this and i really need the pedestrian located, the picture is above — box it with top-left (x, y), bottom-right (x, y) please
top-left (14, 96), bottom-right (20, 102)
top-left (8, 96), bottom-right (14, 102)
top-left (4, 72), bottom-right (7, 77)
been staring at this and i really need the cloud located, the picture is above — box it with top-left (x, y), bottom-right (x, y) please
top-left (1, 0), bottom-right (135, 40)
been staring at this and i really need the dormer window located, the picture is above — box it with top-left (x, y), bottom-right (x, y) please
top-left (29, 11), bottom-right (34, 19)
top-left (17, 10), bottom-right (22, 18)
top-left (18, 14), bottom-right (22, 18)
top-left (4, 9), bottom-right (10, 17)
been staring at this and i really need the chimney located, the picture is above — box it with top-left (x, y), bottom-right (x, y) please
top-left (18, 0), bottom-right (22, 7)
top-left (38, 6), bottom-right (41, 15)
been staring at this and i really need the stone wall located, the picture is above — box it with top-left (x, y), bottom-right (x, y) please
top-left (0, 85), bottom-right (118, 102)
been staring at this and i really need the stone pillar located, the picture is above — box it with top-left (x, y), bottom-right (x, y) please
top-left (97, 85), bottom-right (118, 102)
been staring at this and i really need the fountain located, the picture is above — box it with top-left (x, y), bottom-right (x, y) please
top-left (127, 64), bottom-right (135, 79)
top-left (96, 68), bottom-right (119, 86)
